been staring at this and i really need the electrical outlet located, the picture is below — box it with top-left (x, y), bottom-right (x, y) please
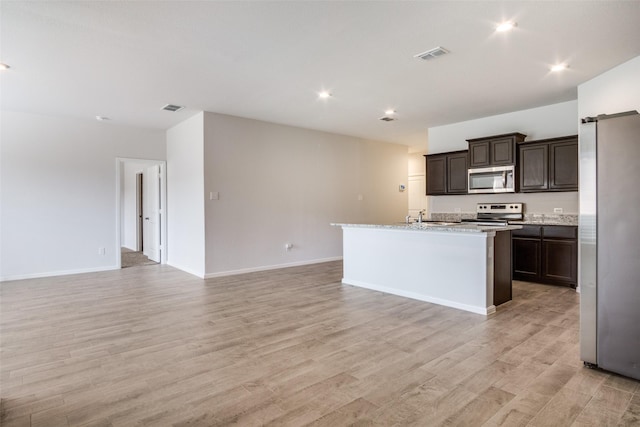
top-left (454, 208), bottom-right (461, 213)
top-left (284, 243), bottom-right (293, 251)
top-left (98, 247), bottom-right (105, 255)
top-left (554, 207), bottom-right (563, 213)
top-left (357, 194), bottom-right (364, 201)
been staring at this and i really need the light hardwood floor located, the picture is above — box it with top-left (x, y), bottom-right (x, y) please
top-left (1, 261), bottom-right (639, 426)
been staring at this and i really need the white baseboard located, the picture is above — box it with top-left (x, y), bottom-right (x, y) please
top-left (0, 265), bottom-right (120, 283)
top-left (204, 257), bottom-right (343, 279)
top-left (1, 258), bottom-right (344, 283)
top-left (342, 278), bottom-right (495, 316)
top-left (165, 262), bottom-right (206, 279)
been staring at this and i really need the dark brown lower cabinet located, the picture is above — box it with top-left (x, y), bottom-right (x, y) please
top-left (542, 239), bottom-right (577, 285)
top-left (513, 237), bottom-right (541, 281)
top-left (493, 230), bottom-right (513, 306)
top-left (512, 225), bottom-right (577, 288)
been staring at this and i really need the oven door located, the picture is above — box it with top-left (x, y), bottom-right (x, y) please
top-left (468, 166), bottom-right (515, 193)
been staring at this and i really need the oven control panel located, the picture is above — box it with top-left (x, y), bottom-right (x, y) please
top-left (476, 203), bottom-right (523, 214)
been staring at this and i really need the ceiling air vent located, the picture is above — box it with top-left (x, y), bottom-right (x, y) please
top-left (162, 104), bottom-right (185, 112)
top-left (414, 46), bottom-right (449, 61)
top-left (379, 116), bottom-right (396, 122)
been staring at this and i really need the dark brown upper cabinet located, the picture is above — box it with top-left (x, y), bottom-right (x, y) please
top-left (466, 133), bottom-right (526, 168)
top-left (518, 135), bottom-right (578, 192)
top-left (426, 155), bottom-right (446, 195)
top-left (520, 144), bottom-right (548, 191)
top-left (549, 139), bottom-right (579, 190)
top-left (447, 151), bottom-right (469, 194)
top-left (425, 150), bottom-right (468, 195)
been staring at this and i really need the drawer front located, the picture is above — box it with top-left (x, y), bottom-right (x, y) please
top-left (512, 225), bottom-right (542, 238)
top-left (543, 225), bottom-right (577, 239)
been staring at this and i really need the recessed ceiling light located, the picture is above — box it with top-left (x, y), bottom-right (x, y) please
top-left (0, 63), bottom-right (11, 70)
top-left (318, 91), bottom-right (332, 99)
top-left (385, 109), bottom-right (396, 115)
top-left (496, 21), bottom-right (517, 32)
top-left (95, 116), bottom-right (111, 121)
top-left (551, 64), bottom-right (568, 72)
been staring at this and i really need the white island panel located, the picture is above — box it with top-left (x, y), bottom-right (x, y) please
top-left (341, 226), bottom-right (496, 315)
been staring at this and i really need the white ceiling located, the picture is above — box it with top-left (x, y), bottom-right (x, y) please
top-left (2, 1), bottom-right (640, 149)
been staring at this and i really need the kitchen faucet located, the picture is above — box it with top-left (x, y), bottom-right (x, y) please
top-left (418, 210), bottom-right (425, 223)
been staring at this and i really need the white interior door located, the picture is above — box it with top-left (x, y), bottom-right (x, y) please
top-left (143, 165), bottom-right (161, 262)
top-left (408, 175), bottom-right (427, 219)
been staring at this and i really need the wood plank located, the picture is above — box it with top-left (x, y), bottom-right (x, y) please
top-left (1, 262), bottom-right (637, 425)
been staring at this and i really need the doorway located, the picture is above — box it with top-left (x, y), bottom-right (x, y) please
top-left (116, 158), bottom-right (167, 268)
top-left (408, 174), bottom-right (427, 219)
top-left (136, 172), bottom-right (143, 252)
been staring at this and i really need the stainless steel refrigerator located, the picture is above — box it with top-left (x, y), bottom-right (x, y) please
top-left (580, 110), bottom-right (640, 380)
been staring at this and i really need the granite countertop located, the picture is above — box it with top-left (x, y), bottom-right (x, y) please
top-left (508, 220), bottom-right (577, 226)
top-left (509, 214), bottom-right (578, 226)
top-left (332, 222), bottom-right (522, 233)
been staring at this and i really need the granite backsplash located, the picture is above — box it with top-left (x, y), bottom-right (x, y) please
top-left (430, 212), bottom-right (578, 226)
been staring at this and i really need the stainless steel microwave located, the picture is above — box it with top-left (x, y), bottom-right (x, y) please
top-left (468, 165), bottom-right (515, 193)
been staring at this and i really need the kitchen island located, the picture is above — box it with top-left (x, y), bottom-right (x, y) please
top-left (333, 222), bottom-right (521, 315)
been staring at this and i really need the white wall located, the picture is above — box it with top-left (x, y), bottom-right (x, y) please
top-left (166, 112), bottom-right (206, 277)
top-left (427, 100), bottom-right (579, 154)
top-left (425, 100), bottom-right (579, 216)
top-left (0, 111), bottom-right (165, 281)
top-left (121, 162), bottom-right (147, 250)
top-left (408, 153), bottom-right (426, 176)
top-left (578, 55), bottom-right (640, 118)
top-left (202, 112), bottom-right (408, 276)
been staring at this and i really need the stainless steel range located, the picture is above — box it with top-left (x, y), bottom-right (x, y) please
top-left (461, 203), bottom-right (523, 226)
